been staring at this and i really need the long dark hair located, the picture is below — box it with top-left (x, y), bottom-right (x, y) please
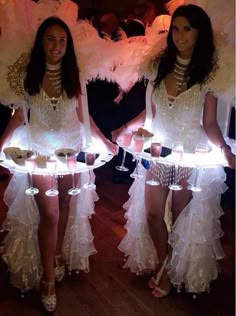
top-left (154, 4), bottom-right (217, 88)
top-left (24, 17), bottom-right (81, 98)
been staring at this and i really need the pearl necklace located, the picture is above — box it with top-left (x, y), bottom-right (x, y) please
top-left (174, 56), bottom-right (191, 92)
top-left (46, 62), bottom-right (62, 94)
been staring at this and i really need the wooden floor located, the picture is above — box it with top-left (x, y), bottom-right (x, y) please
top-left (0, 161), bottom-right (235, 316)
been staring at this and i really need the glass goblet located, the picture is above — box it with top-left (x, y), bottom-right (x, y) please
top-left (146, 140), bottom-right (162, 186)
top-left (130, 133), bottom-right (144, 179)
top-left (25, 156), bottom-right (39, 195)
top-left (67, 153), bottom-right (81, 195)
top-left (116, 132), bottom-right (133, 172)
top-left (45, 157), bottom-right (59, 197)
top-left (83, 151), bottom-right (96, 190)
top-left (188, 143), bottom-right (209, 192)
top-left (168, 142), bottom-right (184, 191)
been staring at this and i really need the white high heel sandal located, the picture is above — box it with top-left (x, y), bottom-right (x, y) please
top-left (40, 280), bottom-right (57, 312)
top-left (148, 257), bottom-right (172, 298)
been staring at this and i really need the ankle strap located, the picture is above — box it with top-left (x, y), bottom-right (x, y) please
top-left (55, 254), bottom-right (62, 259)
top-left (55, 254), bottom-right (63, 265)
top-left (41, 280), bottom-right (55, 295)
top-left (155, 256), bottom-right (168, 284)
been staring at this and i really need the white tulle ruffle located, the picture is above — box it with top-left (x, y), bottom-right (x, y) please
top-left (1, 171), bottom-right (98, 291)
top-left (118, 165), bottom-right (159, 274)
top-left (168, 166), bottom-right (227, 293)
top-left (118, 164), bottom-right (227, 293)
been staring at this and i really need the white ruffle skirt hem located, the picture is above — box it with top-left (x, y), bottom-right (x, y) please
top-left (118, 164), bottom-right (227, 294)
top-left (1, 171), bottom-right (98, 292)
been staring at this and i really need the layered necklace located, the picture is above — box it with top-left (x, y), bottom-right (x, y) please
top-left (45, 63), bottom-right (62, 110)
top-left (46, 62), bottom-right (62, 95)
top-left (173, 55), bottom-right (191, 92)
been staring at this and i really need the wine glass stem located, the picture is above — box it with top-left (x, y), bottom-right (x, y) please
top-left (89, 169), bottom-right (92, 185)
top-left (193, 167), bottom-right (199, 187)
top-left (120, 150), bottom-right (127, 167)
top-left (71, 172), bottom-right (75, 188)
top-left (151, 158), bottom-right (155, 181)
top-left (198, 167), bottom-right (203, 186)
top-left (174, 164), bottom-right (178, 184)
top-left (29, 172), bottom-right (33, 188)
top-left (51, 174), bottom-right (54, 189)
top-left (195, 167), bottom-right (203, 187)
top-left (136, 156), bottom-right (139, 176)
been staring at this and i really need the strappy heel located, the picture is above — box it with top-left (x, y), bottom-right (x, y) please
top-left (54, 255), bottom-right (65, 282)
top-left (148, 257), bottom-right (172, 298)
top-left (40, 280), bottom-right (57, 312)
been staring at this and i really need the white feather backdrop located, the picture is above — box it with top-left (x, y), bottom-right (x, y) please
top-left (0, 0), bottom-right (234, 106)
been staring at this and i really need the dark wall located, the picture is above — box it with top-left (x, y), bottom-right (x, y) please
top-left (76, 0), bottom-right (136, 11)
top-left (32, 0), bottom-right (167, 18)
top-left (75, 0), bottom-right (166, 16)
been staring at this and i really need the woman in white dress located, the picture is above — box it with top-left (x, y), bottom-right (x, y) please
top-left (112, 4), bottom-right (235, 298)
top-left (0, 17), bottom-right (118, 312)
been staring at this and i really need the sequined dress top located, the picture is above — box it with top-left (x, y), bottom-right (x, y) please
top-left (151, 81), bottom-right (209, 153)
top-left (27, 90), bottom-right (84, 155)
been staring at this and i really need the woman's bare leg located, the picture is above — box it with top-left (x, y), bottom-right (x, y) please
top-left (145, 170), bottom-right (171, 295)
top-left (145, 170), bottom-right (193, 296)
top-left (171, 177), bottom-right (192, 223)
top-left (55, 173), bottom-right (80, 256)
top-left (151, 177), bottom-right (191, 296)
top-left (33, 174), bottom-right (59, 283)
top-left (145, 170), bottom-right (169, 262)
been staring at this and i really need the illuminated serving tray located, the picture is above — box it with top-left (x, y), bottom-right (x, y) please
top-left (117, 138), bottom-right (230, 169)
top-left (0, 151), bottom-right (114, 175)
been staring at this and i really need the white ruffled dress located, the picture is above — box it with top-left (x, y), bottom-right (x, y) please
top-left (118, 81), bottom-right (229, 294)
top-left (1, 91), bottom-right (98, 292)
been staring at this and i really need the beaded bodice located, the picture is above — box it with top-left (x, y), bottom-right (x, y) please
top-left (27, 90), bottom-right (85, 155)
top-left (151, 81), bottom-right (209, 153)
